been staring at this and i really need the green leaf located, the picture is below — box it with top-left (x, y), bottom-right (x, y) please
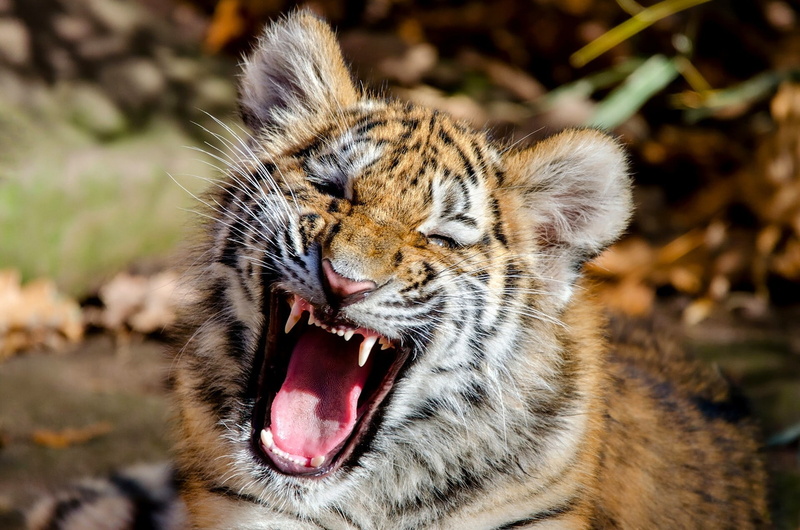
top-left (587, 55), bottom-right (680, 129)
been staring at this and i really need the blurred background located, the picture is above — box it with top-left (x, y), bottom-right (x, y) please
top-left (0, 0), bottom-right (798, 527)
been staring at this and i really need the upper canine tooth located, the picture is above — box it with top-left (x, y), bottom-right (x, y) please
top-left (308, 312), bottom-right (318, 326)
top-left (285, 297), bottom-right (304, 334)
top-left (358, 335), bottom-right (378, 367)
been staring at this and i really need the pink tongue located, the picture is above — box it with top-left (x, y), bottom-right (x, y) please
top-left (270, 326), bottom-right (370, 459)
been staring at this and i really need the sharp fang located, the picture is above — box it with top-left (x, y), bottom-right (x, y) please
top-left (359, 335), bottom-right (378, 367)
top-left (343, 330), bottom-right (354, 341)
top-left (260, 428), bottom-right (274, 449)
top-left (285, 297), bottom-right (304, 334)
top-left (308, 312), bottom-right (317, 326)
top-left (310, 455), bottom-right (325, 467)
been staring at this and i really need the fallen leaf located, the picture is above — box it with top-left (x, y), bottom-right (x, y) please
top-left (683, 297), bottom-right (715, 326)
top-left (32, 422), bottom-right (113, 449)
top-left (0, 270), bottom-right (84, 359)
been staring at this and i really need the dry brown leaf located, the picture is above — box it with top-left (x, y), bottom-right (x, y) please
top-left (772, 238), bottom-right (800, 280)
top-left (459, 50), bottom-right (545, 102)
top-left (204, 0), bottom-right (246, 54)
top-left (98, 271), bottom-right (196, 335)
top-left (668, 265), bottom-right (704, 295)
top-left (31, 422), bottom-right (113, 449)
top-left (0, 270), bottom-right (84, 359)
top-left (683, 297), bottom-right (715, 326)
top-left (394, 86), bottom-right (488, 125)
top-left (586, 237), bottom-right (656, 279)
top-left (596, 279), bottom-right (655, 316)
top-left (379, 43), bottom-right (437, 85)
top-left (656, 229), bottom-right (706, 266)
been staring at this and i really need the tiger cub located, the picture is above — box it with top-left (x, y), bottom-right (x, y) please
top-left (32, 10), bottom-right (768, 530)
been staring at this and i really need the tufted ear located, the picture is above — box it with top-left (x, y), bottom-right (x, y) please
top-left (506, 129), bottom-right (632, 304)
top-left (238, 11), bottom-right (359, 132)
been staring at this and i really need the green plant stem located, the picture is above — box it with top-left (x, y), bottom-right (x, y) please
top-left (571, 0), bottom-right (713, 68)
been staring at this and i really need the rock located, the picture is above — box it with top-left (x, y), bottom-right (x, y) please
top-left (99, 58), bottom-right (166, 111)
top-left (61, 82), bottom-right (128, 139)
top-left (76, 34), bottom-right (128, 61)
top-left (0, 70), bottom-right (28, 108)
top-left (46, 46), bottom-right (78, 79)
top-left (191, 76), bottom-right (236, 114)
top-left (52, 14), bottom-right (94, 43)
top-left (155, 47), bottom-right (201, 84)
top-left (84, 0), bottom-right (141, 36)
top-left (0, 17), bottom-right (31, 67)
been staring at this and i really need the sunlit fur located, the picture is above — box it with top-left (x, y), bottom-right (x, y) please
top-left (163, 11), bottom-right (768, 530)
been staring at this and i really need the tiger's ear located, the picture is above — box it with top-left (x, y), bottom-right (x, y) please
top-left (238, 11), bottom-right (359, 132)
top-left (506, 129), bottom-right (632, 303)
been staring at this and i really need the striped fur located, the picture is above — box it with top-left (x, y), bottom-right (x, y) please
top-left (28, 464), bottom-right (187, 530)
top-left (166, 11), bottom-right (768, 529)
top-left (32, 11), bottom-right (768, 529)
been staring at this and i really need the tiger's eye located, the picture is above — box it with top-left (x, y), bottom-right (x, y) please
top-left (427, 234), bottom-right (458, 249)
top-left (311, 180), bottom-right (345, 198)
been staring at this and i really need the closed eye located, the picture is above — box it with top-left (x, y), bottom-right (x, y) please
top-left (310, 179), bottom-right (345, 198)
top-left (426, 233), bottom-right (460, 249)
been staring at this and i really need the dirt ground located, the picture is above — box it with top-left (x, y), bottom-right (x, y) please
top-left (0, 335), bottom-right (172, 529)
top-left (0, 306), bottom-right (798, 529)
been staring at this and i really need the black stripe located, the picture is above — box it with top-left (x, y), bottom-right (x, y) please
top-left (252, 163), bottom-right (277, 182)
top-left (449, 213), bottom-right (477, 227)
top-left (352, 117), bottom-right (386, 136)
top-left (495, 500), bottom-right (577, 529)
top-left (453, 174), bottom-right (472, 211)
top-left (219, 218), bottom-right (245, 268)
top-left (209, 485), bottom-right (262, 505)
top-left (225, 318), bottom-right (250, 358)
top-left (109, 474), bottom-right (169, 530)
top-left (691, 389), bottom-right (750, 424)
top-left (297, 213), bottom-right (321, 251)
top-left (45, 490), bottom-right (99, 530)
top-left (194, 381), bottom-right (233, 419)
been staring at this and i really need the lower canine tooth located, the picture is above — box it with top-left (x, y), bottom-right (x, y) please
top-left (310, 455), bottom-right (325, 467)
top-left (358, 335), bottom-right (378, 367)
top-left (260, 429), bottom-right (274, 449)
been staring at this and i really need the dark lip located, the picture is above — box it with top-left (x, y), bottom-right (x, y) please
top-left (250, 288), bottom-right (410, 478)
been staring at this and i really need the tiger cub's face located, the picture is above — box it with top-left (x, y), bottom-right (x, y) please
top-left (175, 11), bottom-right (630, 511)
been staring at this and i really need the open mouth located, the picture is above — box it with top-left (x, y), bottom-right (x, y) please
top-left (252, 289), bottom-right (408, 477)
